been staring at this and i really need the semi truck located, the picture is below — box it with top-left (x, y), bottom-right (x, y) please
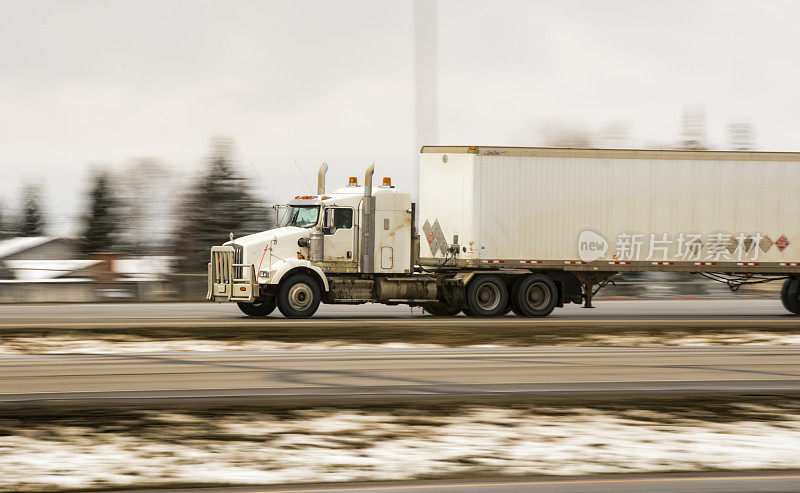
top-left (207, 146), bottom-right (800, 318)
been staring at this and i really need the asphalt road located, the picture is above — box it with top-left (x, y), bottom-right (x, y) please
top-left (1, 299), bottom-right (800, 330)
top-left (121, 472), bottom-right (800, 493)
top-left (2, 345), bottom-right (798, 406)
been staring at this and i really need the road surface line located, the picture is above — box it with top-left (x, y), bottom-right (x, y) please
top-left (229, 474), bottom-right (800, 492)
top-left (2, 318), bottom-right (800, 329)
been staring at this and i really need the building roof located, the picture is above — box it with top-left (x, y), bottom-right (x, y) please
top-left (0, 277), bottom-right (93, 284)
top-left (113, 256), bottom-right (173, 281)
top-left (4, 259), bottom-right (101, 280)
top-left (0, 237), bottom-right (55, 260)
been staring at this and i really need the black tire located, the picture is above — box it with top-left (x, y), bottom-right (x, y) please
top-left (513, 274), bottom-right (558, 317)
top-left (277, 273), bottom-right (321, 318)
top-left (237, 299), bottom-right (276, 317)
top-left (423, 301), bottom-right (462, 316)
top-left (465, 275), bottom-right (509, 317)
top-left (781, 279), bottom-right (800, 314)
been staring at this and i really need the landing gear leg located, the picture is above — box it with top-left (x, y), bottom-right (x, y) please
top-left (582, 282), bottom-right (595, 309)
top-left (573, 272), bottom-right (617, 310)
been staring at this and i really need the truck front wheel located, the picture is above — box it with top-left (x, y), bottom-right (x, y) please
top-left (277, 273), bottom-right (321, 318)
top-left (513, 274), bottom-right (557, 317)
top-left (781, 279), bottom-right (800, 314)
top-left (465, 275), bottom-right (508, 317)
top-left (237, 299), bottom-right (276, 317)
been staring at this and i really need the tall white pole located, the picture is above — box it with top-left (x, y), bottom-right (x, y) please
top-left (413, 0), bottom-right (437, 205)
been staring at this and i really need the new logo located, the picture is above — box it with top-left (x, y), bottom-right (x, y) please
top-left (578, 231), bottom-right (608, 262)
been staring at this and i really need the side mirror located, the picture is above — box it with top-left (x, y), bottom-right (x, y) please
top-left (322, 208), bottom-right (337, 235)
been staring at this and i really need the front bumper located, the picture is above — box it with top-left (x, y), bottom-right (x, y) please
top-left (206, 245), bottom-right (258, 302)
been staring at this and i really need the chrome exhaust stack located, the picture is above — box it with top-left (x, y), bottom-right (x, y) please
top-left (317, 162), bottom-right (328, 195)
top-left (364, 163), bottom-right (374, 197)
top-left (360, 163), bottom-right (376, 273)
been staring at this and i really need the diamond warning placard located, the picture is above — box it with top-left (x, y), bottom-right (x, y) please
top-left (421, 220), bottom-right (438, 257)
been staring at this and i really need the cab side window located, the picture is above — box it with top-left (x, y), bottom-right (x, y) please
top-left (333, 208), bottom-right (353, 229)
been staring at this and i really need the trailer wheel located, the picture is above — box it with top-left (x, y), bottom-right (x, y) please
top-left (277, 273), bottom-right (321, 318)
top-left (465, 275), bottom-right (508, 317)
top-left (513, 274), bottom-right (558, 317)
top-left (237, 299), bottom-right (276, 317)
top-left (423, 302), bottom-right (462, 316)
top-left (781, 279), bottom-right (800, 314)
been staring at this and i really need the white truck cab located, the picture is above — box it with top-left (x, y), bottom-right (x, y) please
top-left (208, 164), bottom-right (414, 317)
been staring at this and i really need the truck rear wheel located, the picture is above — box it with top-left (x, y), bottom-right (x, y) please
top-left (237, 299), bottom-right (276, 317)
top-left (465, 275), bottom-right (508, 317)
top-left (277, 273), bottom-right (321, 318)
top-left (513, 274), bottom-right (557, 317)
top-left (423, 301), bottom-right (462, 316)
top-left (781, 279), bottom-right (800, 314)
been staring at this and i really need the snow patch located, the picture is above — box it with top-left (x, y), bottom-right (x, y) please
top-left (1, 407), bottom-right (799, 491)
top-left (1, 332), bottom-right (799, 355)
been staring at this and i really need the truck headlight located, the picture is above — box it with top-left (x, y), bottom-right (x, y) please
top-left (259, 271), bottom-right (270, 279)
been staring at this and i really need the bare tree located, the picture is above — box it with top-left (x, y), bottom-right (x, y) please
top-left (540, 120), bottom-right (594, 148)
top-left (728, 117), bottom-right (755, 151)
top-left (597, 121), bottom-right (630, 149)
top-left (680, 106), bottom-right (707, 150)
top-left (117, 158), bottom-right (178, 252)
top-left (16, 185), bottom-right (45, 237)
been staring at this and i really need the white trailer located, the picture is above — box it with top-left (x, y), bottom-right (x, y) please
top-left (208, 146), bottom-right (800, 318)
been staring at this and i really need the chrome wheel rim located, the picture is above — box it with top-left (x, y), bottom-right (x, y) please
top-left (476, 282), bottom-right (501, 311)
top-left (526, 282), bottom-right (551, 311)
top-left (288, 283), bottom-right (313, 311)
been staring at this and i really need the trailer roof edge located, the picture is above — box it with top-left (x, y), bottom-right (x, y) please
top-left (419, 146), bottom-right (800, 162)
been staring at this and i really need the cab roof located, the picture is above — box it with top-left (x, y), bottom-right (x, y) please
top-left (286, 185), bottom-right (398, 206)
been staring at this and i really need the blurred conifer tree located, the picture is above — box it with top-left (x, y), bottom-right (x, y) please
top-left (173, 138), bottom-right (274, 272)
top-left (80, 170), bottom-right (122, 254)
top-left (0, 203), bottom-right (7, 239)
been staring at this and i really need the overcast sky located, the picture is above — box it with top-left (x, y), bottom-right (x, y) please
top-left (1, 0), bottom-right (799, 236)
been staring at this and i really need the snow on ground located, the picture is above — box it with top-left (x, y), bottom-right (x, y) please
top-left (588, 332), bottom-right (800, 347)
top-left (0, 336), bottom-right (445, 354)
top-left (1, 406), bottom-right (799, 491)
top-left (0, 332), bottom-right (799, 355)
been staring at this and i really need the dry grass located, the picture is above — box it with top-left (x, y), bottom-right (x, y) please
top-left (1, 323), bottom-right (800, 352)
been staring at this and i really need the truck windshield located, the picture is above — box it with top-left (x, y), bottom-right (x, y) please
top-left (281, 205), bottom-right (320, 228)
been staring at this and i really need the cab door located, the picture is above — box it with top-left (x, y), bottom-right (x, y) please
top-left (323, 207), bottom-right (355, 262)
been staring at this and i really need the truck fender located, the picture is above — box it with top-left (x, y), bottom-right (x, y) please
top-left (449, 271), bottom-right (478, 286)
top-left (268, 260), bottom-right (330, 292)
